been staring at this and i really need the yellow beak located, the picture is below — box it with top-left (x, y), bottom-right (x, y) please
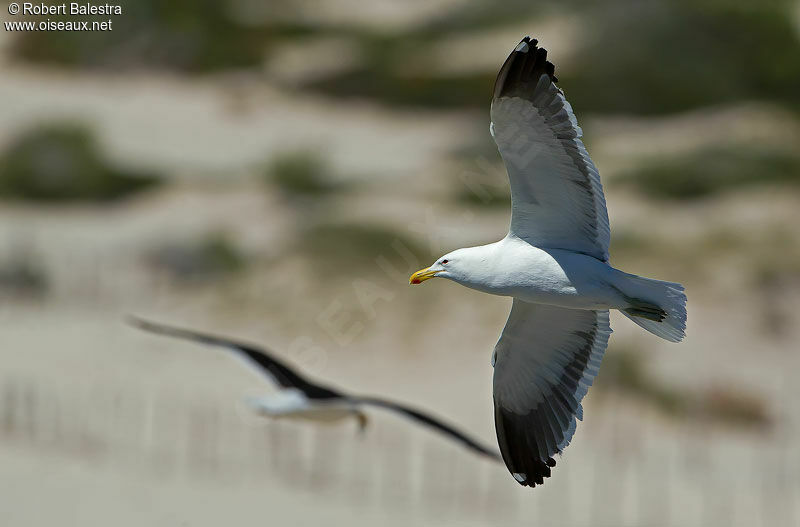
top-left (409, 267), bottom-right (439, 284)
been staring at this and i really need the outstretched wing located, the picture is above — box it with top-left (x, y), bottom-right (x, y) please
top-left (357, 396), bottom-right (502, 461)
top-left (491, 37), bottom-right (610, 262)
top-left (129, 317), bottom-right (342, 400)
top-left (492, 300), bottom-right (611, 487)
top-left (131, 318), bottom-right (501, 461)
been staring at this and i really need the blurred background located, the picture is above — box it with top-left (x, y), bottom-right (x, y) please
top-left (1, 0), bottom-right (799, 525)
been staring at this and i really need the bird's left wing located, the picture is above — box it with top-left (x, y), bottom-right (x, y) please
top-left (492, 300), bottom-right (611, 487)
top-left (491, 37), bottom-right (610, 262)
top-left (129, 317), bottom-right (342, 400)
top-left (357, 396), bottom-right (502, 461)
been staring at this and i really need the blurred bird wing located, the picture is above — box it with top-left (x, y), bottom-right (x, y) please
top-left (129, 318), bottom-right (343, 400)
top-left (492, 299), bottom-right (611, 486)
top-left (132, 318), bottom-right (501, 460)
top-left (357, 396), bottom-right (502, 461)
top-left (491, 37), bottom-right (610, 262)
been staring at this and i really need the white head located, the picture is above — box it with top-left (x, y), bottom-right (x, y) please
top-left (409, 247), bottom-right (488, 286)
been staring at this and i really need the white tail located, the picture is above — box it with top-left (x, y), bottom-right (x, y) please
top-left (616, 273), bottom-right (687, 342)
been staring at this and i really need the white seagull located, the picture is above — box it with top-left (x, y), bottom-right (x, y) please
top-left (409, 37), bottom-right (687, 487)
top-left (130, 317), bottom-right (502, 462)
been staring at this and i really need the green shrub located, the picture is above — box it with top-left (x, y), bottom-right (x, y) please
top-left (599, 348), bottom-right (688, 416)
top-left (559, 0), bottom-right (800, 114)
top-left (599, 346), bottom-right (773, 428)
top-left (265, 151), bottom-right (338, 197)
top-left (147, 232), bottom-right (246, 282)
top-left (13, 0), bottom-right (799, 114)
top-left (0, 124), bottom-right (160, 203)
top-left (300, 0), bottom-right (800, 113)
top-left (10, 0), bottom-right (286, 72)
top-left (299, 223), bottom-right (429, 274)
top-left (616, 146), bottom-right (800, 200)
top-left (0, 253), bottom-right (49, 298)
top-left (303, 68), bottom-right (494, 109)
top-left (700, 386), bottom-right (771, 428)
top-left (456, 186), bottom-right (511, 208)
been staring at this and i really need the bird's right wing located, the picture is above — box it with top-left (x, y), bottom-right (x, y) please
top-left (129, 317), bottom-right (342, 400)
top-left (357, 396), bottom-right (502, 462)
top-left (492, 300), bottom-right (611, 487)
top-left (491, 37), bottom-right (610, 261)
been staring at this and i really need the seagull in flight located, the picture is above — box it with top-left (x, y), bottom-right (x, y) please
top-left (130, 317), bottom-right (502, 462)
top-left (409, 37), bottom-right (687, 487)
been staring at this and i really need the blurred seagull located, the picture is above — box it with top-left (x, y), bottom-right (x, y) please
top-left (409, 37), bottom-right (687, 487)
top-left (130, 317), bottom-right (502, 462)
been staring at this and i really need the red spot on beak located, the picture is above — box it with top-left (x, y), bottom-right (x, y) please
top-left (411, 278), bottom-right (421, 284)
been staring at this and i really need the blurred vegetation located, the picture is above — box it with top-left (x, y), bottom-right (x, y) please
top-left (418, 0), bottom-right (551, 34)
top-left (0, 124), bottom-right (160, 203)
top-left (265, 150), bottom-right (340, 197)
top-left (453, 166), bottom-right (511, 208)
top-left (456, 185), bottom-right (511, 208)
top-left (301, 0), bottom-right (800, 112)
top-left (301, 54), bottom-right (493, 109)
top-left (291, 4), bottom-right (541, 108)
top-left (600, 348), bottom-right (687, 415)
top-left (296, 0), bottom-right (552, 107)
top-left (299, 223), bottom-right (429, 275)
top-left (748, 227), bottom-right (800, 282)
top-left (0, 252), bottom-right (49, 299)
top-left (701, 385), bottom-right (772, 428)
top-left (146, 232), bottom-right (246, 282)
top-left (448, 141), bottom-right (510, 207)
top-left (754, 269), bottom-right (795, 338)
top-left (611, 227), bottom-right (763, 263)
top-left (616, 146), bottom-right (800, 200)
top-left (560, 0), bottom-right (800, 115)
top-left (599, 347), bottom-right (772, 429)
top-left (10, 0), bottom-right (296, 72)
top-left (611, 224), bottom-right (800, 290)
top-left (10, 0), bottom-right (800, 116)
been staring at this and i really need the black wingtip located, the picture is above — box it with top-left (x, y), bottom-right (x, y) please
top-left (493, 36), bottom-right (558, 100)
top-left (511, 457), bottom-right (557, 488)
top-left (515, 36), bottom-right (537, 52)
top-left (495, 405), bottom-right (561, 488)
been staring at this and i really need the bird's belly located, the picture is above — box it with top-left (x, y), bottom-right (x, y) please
top-left (249, 391), bottom-right (358, 423)
top-left (511, 286), bottom-right (611, 309)
top-left (465, 274), bottom-right (600, 308)
top-left (474, 246), bottom-right (619, 310)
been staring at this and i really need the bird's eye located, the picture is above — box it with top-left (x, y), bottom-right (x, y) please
top-left (442, 259), bottom-right (449, 264)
